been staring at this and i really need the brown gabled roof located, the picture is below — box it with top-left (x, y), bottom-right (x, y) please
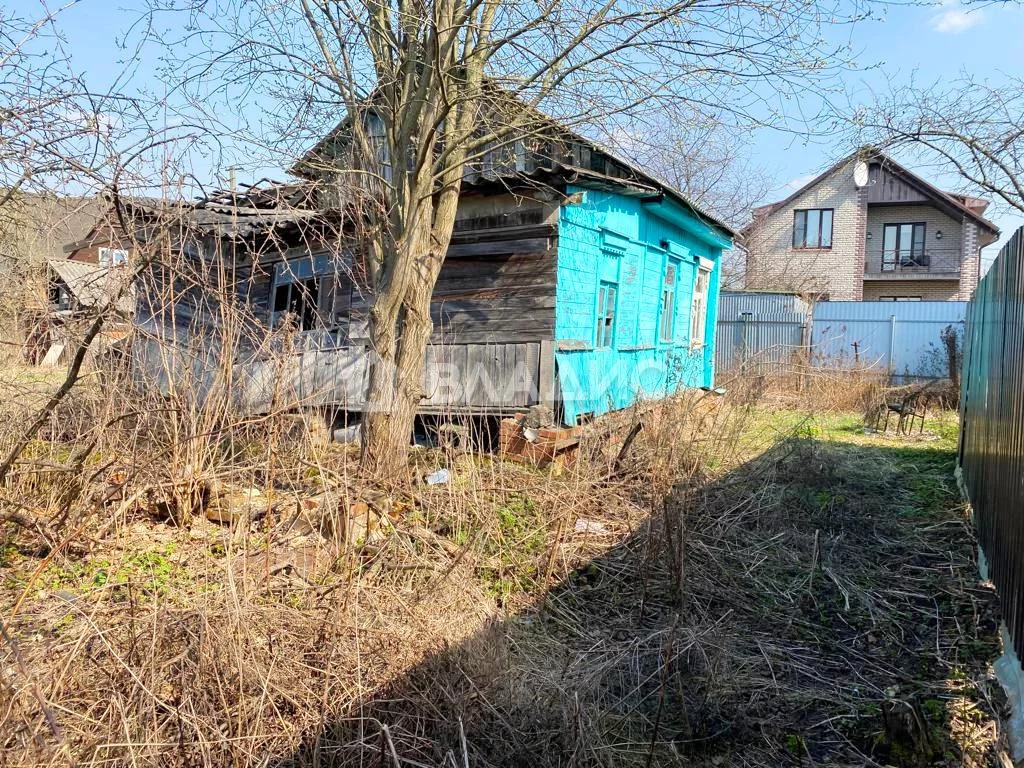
top-left (290, 92), bottom-right (737, 240)
top-left (746, 147), bottom-right (1000, 238)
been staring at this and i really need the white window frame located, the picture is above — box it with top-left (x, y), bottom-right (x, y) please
top-left (99, 247), bottom-right (128, 267)
top-left (595, 281), bottom-right (617, 349)
top-left (659, 259), bottom-right (679, 344)
top-left (690, 261), bottom-right (713, 348)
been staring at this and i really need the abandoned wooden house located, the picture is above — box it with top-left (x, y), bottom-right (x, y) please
top-left (112, 116), bottom-right (735, 428)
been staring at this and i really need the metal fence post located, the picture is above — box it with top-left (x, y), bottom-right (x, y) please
top-left (888, 313), bottom-right (897, 381)
top-left (800, 310), bottom-right (812, 392)
top-left (739, 312), bottom-right (752, 375)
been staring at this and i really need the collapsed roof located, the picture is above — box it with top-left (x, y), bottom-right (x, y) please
top-left (48, 259), bottom-right (135, 315)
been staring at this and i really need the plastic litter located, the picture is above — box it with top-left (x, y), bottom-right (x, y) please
top-left (574, 518), bottom-right (609, 535)
top-left (424, 468), bottom-right (451, 485)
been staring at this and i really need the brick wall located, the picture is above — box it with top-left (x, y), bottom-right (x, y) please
top-left (864, 205), bottom-right (963, 275)
top-left (853, 186), bottom-right (868, 300)
top-left (861, 281), bottom-right (961, 301)
top-left (747, 165), bottom-right (982, 302)
top-left (959, 222), bottom-right (981, 300)
top-left (745, 161), bottom-right (862, 300)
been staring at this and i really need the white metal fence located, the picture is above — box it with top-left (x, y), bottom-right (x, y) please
top-left (811, 301), bottom-right (965, 382)
top-left (715, 292), bottom-right (966, 382)
top-left (714, 292), bottom-right (811, 375)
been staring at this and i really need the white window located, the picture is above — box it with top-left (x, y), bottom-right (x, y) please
top-left (99, 247), bottom-right (128, 267)
top-left (690, 264), bottom-right (712, 347)
top-left (595, 281), bottom-right (617, 348)
top-left (659, 260), bottom-right (678, 343)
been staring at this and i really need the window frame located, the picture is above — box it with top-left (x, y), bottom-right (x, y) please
top-left (98, 246), bottom-right (129, 267)
top-left (271, 277), bottom-right (321, 332)
top-left (690, 263), bottom-right (712, 348)
top-left (269, 254), bottom-right (333, 333)
top-left (365, 112), bottom-right (393, 183)
top-left (595, 280), bottom-right (617, 349)
top-left (792, 208), bottom-right (834, 249)
top-left (878, 296), bottom-right (923, 302)
top-left (659, 259), bottom-right (679, 344)
top-left (881, 222), bottom-right (928, 270)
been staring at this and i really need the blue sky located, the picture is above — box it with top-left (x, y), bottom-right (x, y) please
top-left (30, 0), bottom-right (1024, 265)
top-left (752, 0), bottom-right (1024, 263)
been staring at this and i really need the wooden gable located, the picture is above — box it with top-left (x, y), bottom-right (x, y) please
top-left (867, 163), bottom-right (931, 205)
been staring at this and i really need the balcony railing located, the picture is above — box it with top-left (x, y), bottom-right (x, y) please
top-left (863, 247), bottom-right (962, 276)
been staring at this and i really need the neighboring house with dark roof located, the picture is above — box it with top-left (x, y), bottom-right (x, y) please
top-left (742, 149), bottom-right (1000, 301)
top-left (0, 194), bottom-right (110, 363)
top-left (62, 206), bottom-right (134, 267)
top-left (46, 200), bottom-right (144, 317)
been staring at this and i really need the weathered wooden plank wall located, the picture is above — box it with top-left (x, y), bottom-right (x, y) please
top-left (133, 333), bottom-right (546, 415)
top-left (132, 193), bottom-right (559, 415)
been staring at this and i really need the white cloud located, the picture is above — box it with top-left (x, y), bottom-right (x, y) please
top-left (783, 174), bottom-right (816, 192)
top-left (58, 106), bottom-right (118, 135)
top-left (931, 1), bottom-right (982, 34)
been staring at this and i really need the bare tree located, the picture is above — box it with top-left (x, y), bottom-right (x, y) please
top-left (1, 3), bottom-right (215, 219)
top-left (853, 76), bottom-right (1024, 214)
top-left (609, 113), bottom-right (770, 227)
top-left (0, 4), bottom-right (231, 503)
top-left (0, 5), bottom-right (108, 208)
top-left (607, 112), bottom-right (773, 289)
top-left (148, 0), bottom-right (885, 477)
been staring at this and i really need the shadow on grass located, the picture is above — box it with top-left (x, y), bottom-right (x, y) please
top-left (273, 437), bottom-right (1004, 768)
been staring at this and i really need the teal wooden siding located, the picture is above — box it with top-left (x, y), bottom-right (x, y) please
top-left (554, 186), bottom-right (728, 425)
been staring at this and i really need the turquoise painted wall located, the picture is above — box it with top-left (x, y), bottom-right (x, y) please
top-left (554, 186), bottom-right (727, 425)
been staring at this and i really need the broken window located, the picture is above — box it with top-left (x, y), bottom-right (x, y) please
top-left (269, 254), bottom-right (333, 332)
top-left (272, 277), bottom-right (320, 331)
top-left (596, 281), bottom-right (617, 348)
top-left (659, 260), bottom-right (678, 343)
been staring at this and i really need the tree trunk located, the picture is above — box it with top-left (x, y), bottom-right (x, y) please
top-left (358, 88), bottom-right (470, 480)
top-left (360, 213), bottom-right (447, 479)
top-left (360, 294), bottom-right (435, 478)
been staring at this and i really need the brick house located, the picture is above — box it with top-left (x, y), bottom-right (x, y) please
top-left (743, 149), bottom-right (999, 301)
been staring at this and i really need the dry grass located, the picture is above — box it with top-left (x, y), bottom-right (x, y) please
top-left (0, 361), bottom-right (1009, 767)
top-left (719, 363), bottom-right (888, 416)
